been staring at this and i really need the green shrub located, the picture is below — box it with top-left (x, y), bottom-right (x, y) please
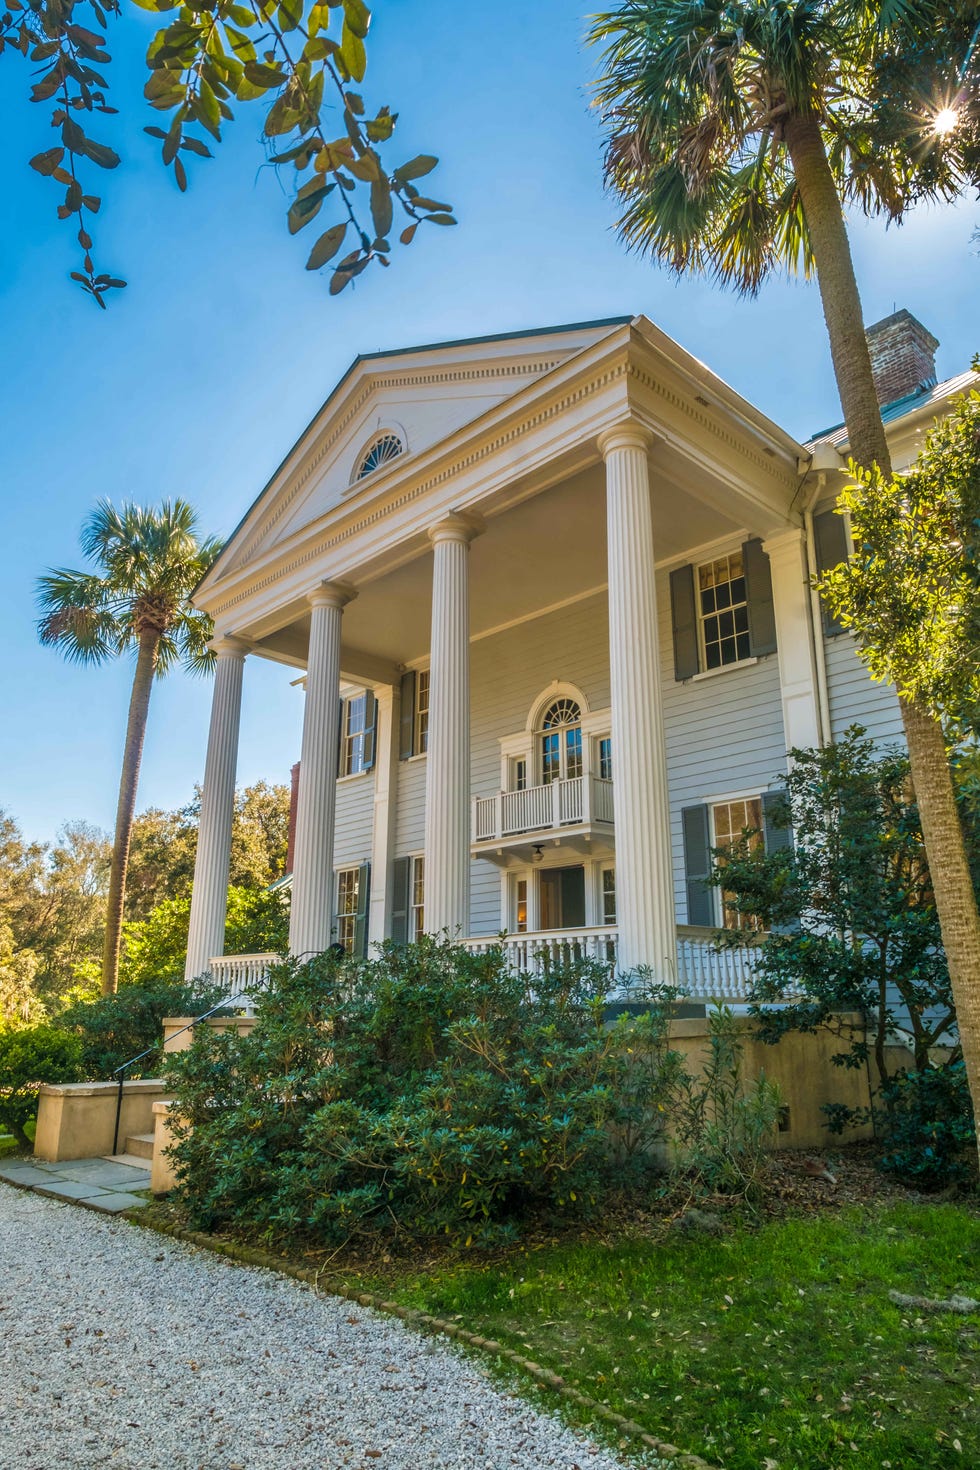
top-left (672, 1005), bottom-right (783, 1200)
top-left (0, 1025), bottom-right (83, 1145)
top-left (59, 977), bottom-right (225, 1080)
top-left (165, 939), bottom-right (685, 1245)
top-left (878, 1061), bottom-right (976, 1189)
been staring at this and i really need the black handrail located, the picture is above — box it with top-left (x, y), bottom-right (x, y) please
top-left (110, 994), bottom-right (250, 1157)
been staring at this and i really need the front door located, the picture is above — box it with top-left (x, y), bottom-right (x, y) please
top-left (539, 865), bottom-right (586, 930)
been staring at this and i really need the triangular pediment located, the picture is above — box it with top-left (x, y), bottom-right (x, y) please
top-left (203, 319), bottom-right (631, 587)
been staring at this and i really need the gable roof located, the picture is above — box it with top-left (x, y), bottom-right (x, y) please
top-left (203, 315), bottom-right (633, 586)
top-left (808, 368), bottom-right (978, 451)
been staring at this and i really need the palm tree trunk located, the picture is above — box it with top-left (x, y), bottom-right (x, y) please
top-left (785, 113), bottom-right (980, 1157)
top-left (101, 631), bottom-right (159, 995)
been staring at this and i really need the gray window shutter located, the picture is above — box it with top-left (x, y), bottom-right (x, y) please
top-left (362, 689), bottom-right (377, 772)
top-left (813, 509), bottom-right (850, 637)
top-left (399, 671), bottom-right (416, 759)
top-left (353, 862), bottom-right (371, 957)
top-left (681, 804), bottom-right (714, 926)
top-left (743, 537), bottom-right (777, 657)
top-left (762, 790), bottom-right (799, 934)
top-left (390, 856), bottom-right (411, 943)
top-left (762, 789), bottom-right (793, 854)
top-left (670, 564), bottom-right (699, 680)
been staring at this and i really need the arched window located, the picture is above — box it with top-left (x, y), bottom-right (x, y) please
top-left (538, 698), bottom-right (582, 785)
top-left (355, 431), bottom-right (403, 481)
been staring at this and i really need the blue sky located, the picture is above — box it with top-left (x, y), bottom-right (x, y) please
top-left (1, 0), bottom-right (976, 846)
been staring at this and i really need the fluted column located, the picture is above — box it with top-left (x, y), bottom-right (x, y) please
top-left (184, 637), bottom-right (249, 981)
top-left (599, 424), bottom-right (677, 980)
top-left (288, 581), bottom-right (355, 957)
top-left (424, 515), bottom-right (479, 936)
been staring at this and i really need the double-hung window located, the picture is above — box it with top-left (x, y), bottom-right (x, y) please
top-left (711, 798), bottom-right (764, 930)
top-left (341, 693), bottom-right (367, 776)
top-left (335, 867), bottom-right (360, 950)
top-left (698, 552), bottom-right (751, 670)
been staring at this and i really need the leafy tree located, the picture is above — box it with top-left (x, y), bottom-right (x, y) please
top-left (591, 0), bottom-right (980, 1147)
top-left (126, 780), bottom-right (290, 921)
top-left (0, 810), bottom-right (110, 1021)
top-left (36, 499), bottom-right (221, 996)
top-left (0, 1024), bottom-right (83, 1145)
top-left (711, 730), bottom-right (955, 1087)
top-left (121, 882), bottom-right (290, 985)
top-left (3, 0), bottom-right (454, 305)
top-left (819, 386), bottom-right (980, 1103)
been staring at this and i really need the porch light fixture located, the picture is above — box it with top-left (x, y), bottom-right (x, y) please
top-left (531, 844), bottom-right (544, 863)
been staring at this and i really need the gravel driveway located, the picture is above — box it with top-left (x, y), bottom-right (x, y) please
top-left (0, 1185), bottom-right (644, 1470)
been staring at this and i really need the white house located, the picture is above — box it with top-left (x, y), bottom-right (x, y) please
top-left (183, 309), bottom-right (976, 1002)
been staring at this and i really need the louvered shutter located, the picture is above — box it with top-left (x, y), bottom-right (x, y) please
top-left (362, 689), bottom-right (377, 772)
top-left (681, 804), bottom-right (714, 926)
top-left (743, 537), bottom-right (777, 657)
top-left (390, 857), bottom-right (411, 944)
top-left (399, 671), bottom-right (416, 759)
top-left (813, 510), bottom-right (850, 637)
top-left (353, 862), bottom-right (371, 957)
top-left (670, 564), bottom-right (700, 680)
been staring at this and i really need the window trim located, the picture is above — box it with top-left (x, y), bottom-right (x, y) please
top-left (351, 428), bottom-right (405, 484)
top-left (695, 549), bottom-right (753, 672)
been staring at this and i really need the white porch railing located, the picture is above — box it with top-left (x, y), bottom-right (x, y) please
top-left (473, 775), bottom-right (615, 842)
top-left (207, 926), bottom-right (764, 1008)
top-left (462, 925), bottom-right (763, 1002)
top-left (208, 952), bottom-right (279, 1013)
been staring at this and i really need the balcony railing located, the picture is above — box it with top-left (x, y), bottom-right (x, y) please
top-left (208, 927), bottom-right (764, 1008)
top-left (473, 775), bottom-right (614, 843)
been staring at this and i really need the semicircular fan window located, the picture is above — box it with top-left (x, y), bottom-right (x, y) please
top-left (356, 432), bottom-right (403, 480)
top-left (540, 698), bottom-right (581, 730)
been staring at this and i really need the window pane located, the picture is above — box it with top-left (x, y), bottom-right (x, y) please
top-left (602, 868), bottom-right (616, 925)
top-left (566, 727), bottom-right (583, 779)
top-left (698, 552), bottom-right (751, 669)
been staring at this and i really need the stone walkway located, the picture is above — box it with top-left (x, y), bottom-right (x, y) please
top-left (0, 1154), bottom-right (150, 1212)
top-left (0, 1183), bottom-right (648, 1470)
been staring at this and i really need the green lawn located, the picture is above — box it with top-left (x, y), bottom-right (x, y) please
top-left (346, 1202), bottom-right (979, 1469)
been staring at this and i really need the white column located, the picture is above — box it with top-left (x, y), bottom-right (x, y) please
top-left (288, 581), bottom-right (355, 957)
top-left (598, 424), bottom-right (677, 980)
top-left (762, 528), bottom-right (823, 753)
top-left (424, 514), bottom-right (479, 936)
top-left (367, 683), bottom-right (398, 944)
top-left (184, 637), bottom-right (249, 981)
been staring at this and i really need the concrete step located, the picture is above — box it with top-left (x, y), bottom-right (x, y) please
top-left (124, 1133), bottom-right (154, 1160)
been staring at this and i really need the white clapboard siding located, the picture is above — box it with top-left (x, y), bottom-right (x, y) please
top-left (333, 772), bottom-right (377, 870)
top-left (467, 591), bottom-right (611, 935)
top-left (655, 569), bottom-right (789, 924)
top-left (824, 632), bottom-right (905, 744)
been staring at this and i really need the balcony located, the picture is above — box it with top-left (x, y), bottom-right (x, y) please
top-left (472, 775), bottom-right (614, 861)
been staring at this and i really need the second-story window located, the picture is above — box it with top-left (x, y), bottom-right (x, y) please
top-left (698, 552), bottom-right (751, 669)
top-left (597, 737), bottom-right (613, 781)
top-left (415, 669), bottom-right (430, 755)
top-left (341, 693), bottom-right (368, 777)
top-left (539, 698), bottom-right (582, 785)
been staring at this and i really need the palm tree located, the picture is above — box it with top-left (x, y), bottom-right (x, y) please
top-left (590, 0), bottom-right (980, 1137)
top-left (37, 501), bottom-right (222, 995)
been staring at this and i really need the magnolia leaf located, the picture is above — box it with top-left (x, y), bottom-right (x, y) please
top-left (29, 147), bottom-right (65, 176)
top-left (425, 213), bottom-right (457, 225)
top-left (399, 222), bottom-right (417, 245)
top-left (370, 177), bottom-right (392, 239)
top-left (393, 154), bottom-right (437, 183)
top-left (173, 155), bottom-right (187, 191)
top-left (306, 222), bottom-right (348, 270)
top-left (340, 21), bottom-right (366, 82)
top-left (244, 59), bottom-right (286, 89)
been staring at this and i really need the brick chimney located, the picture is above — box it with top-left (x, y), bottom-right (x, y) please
top-left (865, 310), bottom-right (939, 407)
top-left (285, 761), bottom-right (300, 875)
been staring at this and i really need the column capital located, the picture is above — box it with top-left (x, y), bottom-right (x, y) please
top-left (308, 579), bottom-right (357, 611)
top-left (427, 512), bottom-right (484, 547)
top-left (597, 421), bottom-right (657, 459)
top-left (761, 526), bottom-right (807, 562)
top-left (208, 634), bottom-right (251, 660)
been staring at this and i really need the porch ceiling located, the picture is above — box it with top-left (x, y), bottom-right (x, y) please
top-left (252, 460), bottom-right (745, 671)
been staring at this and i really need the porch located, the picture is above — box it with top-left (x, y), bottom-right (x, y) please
top-left (208, 924), bottom-right (762, 1011)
